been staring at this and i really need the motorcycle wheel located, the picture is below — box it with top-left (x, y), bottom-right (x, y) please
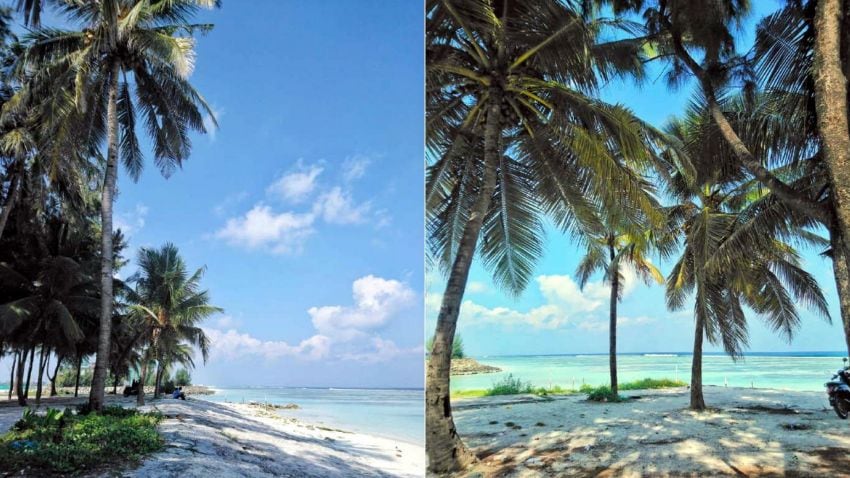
top-left (834, 399), bottom-right (850, 419)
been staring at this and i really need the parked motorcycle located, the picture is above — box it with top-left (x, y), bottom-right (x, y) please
top-left (825, 358), bottom-right (850, 419)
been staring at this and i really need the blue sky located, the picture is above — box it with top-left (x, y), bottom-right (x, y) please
top-left (426, 0), bottom-right (849, 357)
top-left (108, 1), bottom-right (424, 388)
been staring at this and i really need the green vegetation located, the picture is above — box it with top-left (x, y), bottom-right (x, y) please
top-left (425, 0), bottom-right (849, 471)
top-left (620, 378), bottom-right (687, 391)
top-left (451, 376), bottom-right (686, 400)
top-left (0, 0), bottom-right (220, 412)
top-left (174, 369), bottom-right (192, 387)
top-left (0, 406), bottom-right (163, 475)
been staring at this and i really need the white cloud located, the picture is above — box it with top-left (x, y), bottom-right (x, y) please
top-left (212, 191), bottom-right (248, 216)
top-left (342, 155), bottom-right (371, 182)
top-left (213, 315), bottom-right (241, 329)
top-left (339, 337), bottom-right (423, 363)
top-left (309, 275), bottom-right (415, 340)
top-left (467, 281), bottom-right (489, 294)
top-left (214, 204), bottom-right (315, 254)
top-left (267, 164), bottom-right (324, 203)
top-left (313, 187), bottom-right (371, 224)
top-left (114, 204), bottom-right (149, 236)
top-left (205, 275), bottom-right (416, 363)
top-left (460, 269), bottom-right (643, 331)
top-left (204, 328), bottom-right (331, 361)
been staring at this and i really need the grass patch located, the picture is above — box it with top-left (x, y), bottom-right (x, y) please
top-left (452, 376), bottom-right (685, 399)
top-left (620, 378), bottom-right (687, 390)
top-left (0, 405), bottom-right (164, 475)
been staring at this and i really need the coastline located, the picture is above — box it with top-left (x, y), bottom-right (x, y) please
top-left (0, 394), bottom-right (424, 477)
top-left (445, 385), bottom-right (850, 477)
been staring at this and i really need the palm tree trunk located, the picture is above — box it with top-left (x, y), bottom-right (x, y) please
top-left (48, 355), bottom-right (62, 397)
top-left (426, 85), bottom-right (502, 474)
top-left (690, 313), bottom-right (706, 410)
top-left (23, 347), bottom-right (35, 399)
top-left (74, 355), bottom-right (82, 398)
top-left (0, 158), bottom-right (23, 241)
top-left (90, 61), bottom-right (121, 412)
top-left (8, 351), bottom-right (17, 400)
top-left (137, 358), bottom-right (149, 406)
top-left (608, 244), bottom-right (618, 396)
top-left (154, 363), bottom-right (164, 399)
top-left (112, 372), bottom-right (119, 395)
top-left (35, 348), bottom-right (47, 405)
top-left (16, 349), bottom-right (27, 406)
top-left (815, 0), bottom-right (850, 355)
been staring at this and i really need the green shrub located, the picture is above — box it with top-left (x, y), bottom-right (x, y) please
top-left (584, 385), bottom-right (626, 402)
top-left (173, 368), bottom-right (191, 387)
top-left (0, 406), bottom-right (164, 474)
top-left (486, 374), bottom-right (533, 395)
top-left (619, 378), bottom-right (686, 390)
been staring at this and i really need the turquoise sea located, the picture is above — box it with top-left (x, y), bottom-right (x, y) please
top-left (452, 352), bottom-right (849, 392)
top-left (202, 387), bottom-right (423, 445)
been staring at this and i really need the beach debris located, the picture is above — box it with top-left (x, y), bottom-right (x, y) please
top-left (247, 401), bottom-right (300, 410)
top-left (535, 422), bottom-right (546, 427)
top-left (489, 420), bottom-right (498, 425)
top-left (781, 422), bottom-right (812, 431)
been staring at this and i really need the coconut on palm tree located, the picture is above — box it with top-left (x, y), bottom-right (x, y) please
top-left (13, 0), bottom-right (218, 411)
top-left (426, 0), bottom-right (665, 471)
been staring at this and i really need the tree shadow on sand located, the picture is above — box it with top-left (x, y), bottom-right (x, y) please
top-left (451, 386), bottom-right (850, 477)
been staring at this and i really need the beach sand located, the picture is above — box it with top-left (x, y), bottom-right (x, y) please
top-left (446, 386), bottom-right (850, 477)
top-left (0, 395), bottom-right (424, 477)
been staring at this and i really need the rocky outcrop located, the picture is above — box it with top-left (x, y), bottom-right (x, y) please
top-left (451, 358), bottom-right (501, 376)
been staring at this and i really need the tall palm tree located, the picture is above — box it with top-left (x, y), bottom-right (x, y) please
top-left (426, 0), bottom-right (662, 471)
top-left (14, 0), bottom-right (219, 411)
top-left (576, 220), bottom-right (664, 396)
top-left (125, 243), bottom-right (218, 406)
top-left (663, 109), bottom-right (830, 410)
top-left (751, 0), bottom-right (850, 355)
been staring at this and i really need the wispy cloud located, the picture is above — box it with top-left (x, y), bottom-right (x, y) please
top-left (267, 162), bottom-right (324, 203)
top-left (457, 269), bottom-right (642, 331)
top-left (214, 158), bottom-right (389, 255)
top-left (114, 204), bottom-right (149, 237)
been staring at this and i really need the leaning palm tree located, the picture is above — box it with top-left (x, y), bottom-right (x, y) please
top-left (426, 0), bottom-right (663, 471)
top-left (576, 217), bottom-right (665, 396)
top-left (125, 243), bottom-right (219, 406)
top-left (663, 110), bottom-right (830, 410)
top-left (13, 0), bottom-right (219, 411)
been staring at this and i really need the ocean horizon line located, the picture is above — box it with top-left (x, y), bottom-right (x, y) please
top-left (476, 351), bottom-right (848, 359)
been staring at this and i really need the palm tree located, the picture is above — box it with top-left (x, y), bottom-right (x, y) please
top-left (14, 0), bottom-right (219, 411)
top-left (751, 0), bottom-right (850, 355)
top-left (426, 0), bottom-right (663, 471)
top-left (125, 243), bottom-right (219, 406)
top-left (576, 219), bottom-right (664, 396)
top-left (663, 109), bottom-right (830, 410)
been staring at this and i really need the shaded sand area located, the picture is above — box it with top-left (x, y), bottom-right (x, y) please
top-left (447, 386), bottom-right (850, 477)
top-left (0, 395), bottom-right (423, 477)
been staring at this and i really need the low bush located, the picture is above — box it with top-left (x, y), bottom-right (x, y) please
top-left (619, 378), bottom-right (687, 390)
top-left (486, 374), bottom-right (533, 395)
top-left (0, 406), bottom-right (163, 475)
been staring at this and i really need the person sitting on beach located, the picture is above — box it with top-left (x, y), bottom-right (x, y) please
top-left (172, 387), bottom-right (186, 400)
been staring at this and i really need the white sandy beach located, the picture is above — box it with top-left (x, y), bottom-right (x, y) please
top-left (446, 386), bottom-right (850, 477)
top-left (0, 395), bottom-right (424, 477)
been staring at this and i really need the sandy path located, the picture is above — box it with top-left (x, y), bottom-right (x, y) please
top-left (0, 396), bottom-right (424, 477)
top-left (446, 386), bottom-right (850, 477)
